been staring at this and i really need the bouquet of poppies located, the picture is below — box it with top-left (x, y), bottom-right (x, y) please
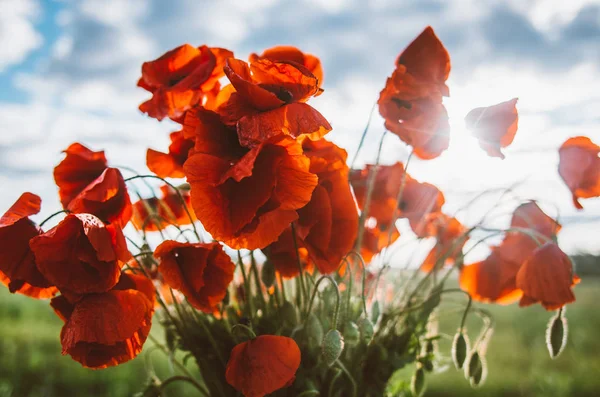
top-left (0, 26), bottom-right (594, 397)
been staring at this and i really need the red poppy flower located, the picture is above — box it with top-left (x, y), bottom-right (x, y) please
top-left (226, 335), bottom-right (301, 397)
top-left (558, 136), bottom-right (600, 209)
top-left (459, 250), bottom-right (524, 304)
top-left (350, 162), bottom-right (445, 237)
top-left (516, 243), bottom-right (578, 310)
top-left (249, 46), bottom-right (324, 87)
top-left (265, 139), bottom-right (358, 276)
top-left (396, 26), bottom-right (451, 96)
top-left (465, 98), bottom-right (519, 159)
top-left (420, 214), bottom-right (467, 273)
top-left (218, 57), bottom-right (331, 146)
top-left (155, 240), bottom-right (234, 312)
top-left (54, 143), bottom-right (108, 209)
top-left (183, 108), bottom-right (318, 249)
top-left (138, 44), bottom-right (233, 121)
top-left (0, 193), bottom-right (56, 298)
top-left (460, 202), bottom-right (561, 304)
top-left (378, 27), bottom-right (451, 159)
top-left (146, 130), bottom-right (195, 178)
top-left (30, 214), bottom-right (130, 299)
top-left (66, 168), bottom-right (132, 226)
top-left (132, 184), bottom-right (196, 231)
top-left (52, 272), bottom-right (154, 369)
top-left (360, 220), bottom-right (400, 263)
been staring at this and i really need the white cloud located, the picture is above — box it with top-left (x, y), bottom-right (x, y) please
top-left (0, 0), bottom-right (43, 72)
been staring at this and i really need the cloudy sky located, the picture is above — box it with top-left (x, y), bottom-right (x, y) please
top-left (1, 0), bottom-right (599, 258)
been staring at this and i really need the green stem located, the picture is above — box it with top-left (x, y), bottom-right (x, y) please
top-left (336, 359), bottom-right (357, 397)
top-left (39, 209), bottom-right (69, 228)
top-left (290, 222), bottom-right (308, 312)
top-left (305, 276), bottom-right (341, 330)
top-left (158, 376), bottom-right (209, 396)
top-left (237, 251), bottom-right (253, 323)
top-left (250, 251), bottom-right (267, 312)
top-left (231, 323), bottom-right (257, 339)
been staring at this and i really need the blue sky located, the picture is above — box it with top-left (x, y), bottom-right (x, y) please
top-left (1, 0), bottom-right (600, 259)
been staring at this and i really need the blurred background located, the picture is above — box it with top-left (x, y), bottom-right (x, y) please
top-left (1, 0), bottom-right (599, 396)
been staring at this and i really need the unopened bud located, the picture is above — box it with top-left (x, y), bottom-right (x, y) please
top-left (469, 357), bottom-right (486, 388)
top-left (322, 329), bottom-right (345, 366)
top-left (306, 313), bottom-right (324, 348)
top-left (371, 301), bottom-right (380, 323)
top-left (411, 366), bottom-right (426, 397)
top-left (465, 351), bottom-right (482, 379)
top-left (343, 321), bottom-right (360, 346)
top-left (452, 332), bottom-right (469, 369)
top-left (280, 300), bottom-right (298, 326)
top-left (546, 311), bottom-right (567, 359)
top-left (358, 318), bottom-right (374, 344)
top-left (261, 260), bottom-right (276, 287)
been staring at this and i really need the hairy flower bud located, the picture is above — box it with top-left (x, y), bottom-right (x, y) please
top-left (306, 313), bottom-right (324, 348)
top-left (343, 321), bottom-right (360, 346)
top-left (358, 318), bottom-right (374, 344)
top-left (411, 366), bottom-right (426, 397)
top-left (322, 329), bottom-right (344, 366)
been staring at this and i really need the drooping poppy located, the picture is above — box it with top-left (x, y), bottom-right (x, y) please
top-left (54, 143), bottom-right (108, 209)
top-left (378, 27), bottom-right (451, 159)
top-left (465, 98), bottom-right (519, 159)
top-left (66, 168), bottom-right (132, 226)
top-left (146, 130), bottom-right (195, 178)
top-left (396, 26), bottom-right (451, 96)
top-left (460, 201), bottom-right (561, 304)
top-left (154, 240), bottom-right (234, 312)
top-left (131, 184), bottom-right (196, 231)
top-left (359, 219), bottom-right (400, 264)
top-left (0, 193), bottom-right (57, 298)
top-left (350, 162), bottom-right (445, 237)
top-left (183, 108), bottom-right (318, 249)
top-left (558, 136), bottom-right (600, 209)
top-left (30, 214), bottom-right (130, 299)
top-left (218, 57), bottom-right (331, 146)
top-left (249, 46), bottom-right (324, 87)
top-left (266, 139), bottom-right (358, 276)
top-left (138, 44), bottom-right (233, 121)
top-left (226, 335), bottom-right (301, 397)
top-left (516, 243), bottom-right (579, 310)
top-left (52, 272), bottom-right (154, 369)
top-left (420, 214), bottom-right (467, 273)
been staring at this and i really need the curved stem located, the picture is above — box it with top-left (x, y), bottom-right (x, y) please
top-left (39, 209), bottom-right (69, 228)
top-left (305, 275), bottom-right (341, 330)
top-left (158, 376), bottom-right (209, 396)
top-left (336, 359), bottom-right (357, 397)
top-left (342, 251), bottom-right (368, 317)
top-left (231, 323), bottom-right (257, 339)
top-left (124, 175), bottom-right (200, 241)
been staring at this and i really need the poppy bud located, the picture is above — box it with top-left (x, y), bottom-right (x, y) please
top-left (306, 313), bottom-right (324, 348)
top-left (343, 321), bottom-right (360, 346)
top-left (411, 366), bottom-right (426, 397)
top-left (419, 356), bottom-right (434, 373)
top-left (425, 339), bottom-right (435, 355)
top-left (371, 301), bottom-right (381, 323)
top-left (261, 260), bottom-right (276, 288)
top-left (469, 357), bottom-right (486, 388)
top-left (546, 311), bottom-right (568, 359)
top-left (465, 351), bottom-right (482, 379)
top-left (280, 300), bottom-right (298, 326)
top-left (452, 331), bottom-right (469, 369)
top-left (358, 318), bottom-right (374, 344)
top-left (322, 329), bottom-right (344, 366)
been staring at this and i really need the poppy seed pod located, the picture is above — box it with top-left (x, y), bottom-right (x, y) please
top-left (547, 311), bottom-right (568, 359)
top-left (322, 329), bottom-right (344, 367)
top-left (452, 331), bottom-right (469, 369)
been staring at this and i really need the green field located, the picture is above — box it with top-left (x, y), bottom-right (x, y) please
top-left (1, 278), bottom-right (598, 397)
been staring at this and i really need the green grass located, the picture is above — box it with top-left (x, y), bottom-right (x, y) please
top-left (0, 278), bottom-right (599, 396)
